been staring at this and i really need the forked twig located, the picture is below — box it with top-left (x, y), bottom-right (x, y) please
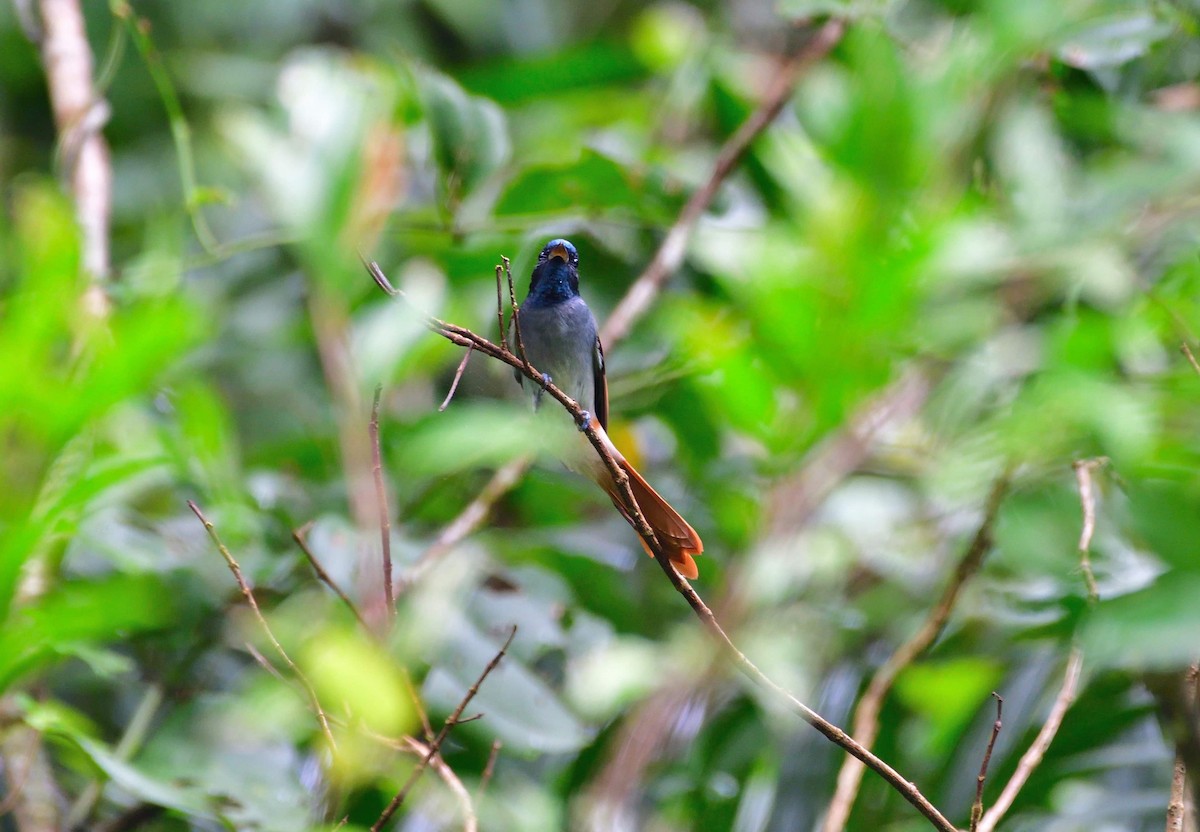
top-left (975, 647), bottom-right (1083, 832)
top-left (370, 626), bottom-right (517, 832)
top-left (970, 693), bottom-right (1004, 832)
top-left (187, 500), bottom-right (337, 750)
top-left (401, 736), bottom-right (478, 832)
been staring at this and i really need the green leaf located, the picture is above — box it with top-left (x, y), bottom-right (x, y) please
top-left (494, 150), bottom-right (640, 217)
top-left (0, 575), bottom-right (175, 693)
top-left (419, 68), bottom-right (510, 196)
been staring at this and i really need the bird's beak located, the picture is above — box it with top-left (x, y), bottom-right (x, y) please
top-left (548, 243), bottom-right (570, 263)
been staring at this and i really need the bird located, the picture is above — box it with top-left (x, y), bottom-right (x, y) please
top-left (513, 238), bottom-right (703, 579)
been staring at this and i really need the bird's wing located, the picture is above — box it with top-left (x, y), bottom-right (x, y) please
top-left (593, 335), bottom-right (609, 430)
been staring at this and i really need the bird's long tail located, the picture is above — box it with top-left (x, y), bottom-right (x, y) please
top-left (602, 459), bottom-right (703, 579)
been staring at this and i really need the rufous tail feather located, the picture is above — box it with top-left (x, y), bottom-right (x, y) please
top-left (602, 459), bottom-right (703, 579)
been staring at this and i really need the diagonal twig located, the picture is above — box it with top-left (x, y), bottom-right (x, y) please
top-left (970, 693), bottom-right (1004, 832)
top-left (1181, 342), bottom-right (1200, 376)
top-left (822, 474), bottom-right (1011, 832)
top-left (477, 739), bottom-right (502, 799)
top-left (600, 17), bottom-right (846, 345)
top-left (187, 500), bottom-right (337, 750)
top-left (292, 524), bottom-right (369, 631)
top-left (370, 626), bottom-right (516, 831)
top-left (366, 259), bottom-right (958, 832)
top-left (439, 346), bottom-right (474, 411)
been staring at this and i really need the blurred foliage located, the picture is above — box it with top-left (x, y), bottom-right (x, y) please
top-left (2, 0), bottom-right (1200, 830)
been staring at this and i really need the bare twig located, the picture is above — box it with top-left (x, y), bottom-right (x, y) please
top-left (370, 626), bottom-right (516, 832)
top-left (401, 737), bottom-right (478, 832)
top-left (822, 474), bottom-right (1011, 832)
top-left (403, 669), bottom-right (435, 742)
top-left (65, 684), bottom-right (163, 829)
top-left (439, 347), bottom-right (474, 411)
top-left (976, 647), bottom-right (1084, 832)
top-left (187, 500), bottom-right (337, 750)
top-left (478, 739), bottom-right (502, 798)
top-left (370, 386), bottom-right (395, 621)
top-left (35, 0), bottom-right (112, 311)
top-left (292, 525), bottom-right (368, 630)
top-left (495, 264), bottom-right (509, 350)
top-left (1073, 458), bottom-right (1105, 603)
top-left (406, 455), bottom-right (531, 585)
top-left (970, 693), bottom-right (1004, 832)
top-left (1181, 342), bottom-right (1200, 376)
top-left (366, 261), bottom-right (958, 832)
top-left (599, 17), bottom-right (846, 345)
top-left (503, 255), bottom-right (533, 377)
top-left (244, 643), bottom-right (288, 683)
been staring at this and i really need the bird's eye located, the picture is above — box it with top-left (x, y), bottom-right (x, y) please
top-left (538, 251), bottom-right (547, 262)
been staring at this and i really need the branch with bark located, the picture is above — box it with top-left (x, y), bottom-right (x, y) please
top-left (367, 258), bottom-right (959, 832)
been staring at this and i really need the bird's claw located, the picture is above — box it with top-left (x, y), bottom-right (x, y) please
top-left (534, 372), bottom-right (552, 410)
top-left (576, 410), bottom-right (591, 432)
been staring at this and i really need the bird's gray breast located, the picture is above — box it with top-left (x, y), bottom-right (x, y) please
top-left (516, 298), bottom-right (598, 414)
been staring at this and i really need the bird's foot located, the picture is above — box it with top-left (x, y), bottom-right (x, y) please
top-left (534, 372), bottom-right (552, 410)
top-left (576, 410), bottom-right (591, 432)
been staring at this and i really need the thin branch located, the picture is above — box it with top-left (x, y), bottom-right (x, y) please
top-left (970, 693), bottom-right (1004, 832)
top-left (1181, 342), bottom-right (1200, 376)
top-left (477, 739), bottom-right (502, 798)
top-left (599, 17), bottom-right (846, 345)
top-left (187, 500), bottom-right (337, 750)
top-left (402, 737), bottom-right (478, 832)
top-left (36, 0), bottom-right (112, 310)
top-left (1167, 751), bottom-right (1186, 832)
top-left (370, 386), bottom-right (395, 621)
top-left (366, 261), bottom-right (958, 832)
top-left (292, 525), bottom-right (369, 630)
top-left (371, 626), bottom-right (516, 832)
top-left (65, 683), bottom-right (164, 829)
top-left (495, 264), bottom-right (509, 350)
top-left (244, 642), bottom-right (288, 684)
top-left (406, 455), bottom-right (531, 586)
top-left (976, 647), bottom-right (1084, 832)
top-left (439, 346), bottom-right (474, 411)
top-left (1072, 458), bottom-right (1105, 603)
top-left (822, 474), bottom-right (1011, 832)
top-left (503, 255), bottom-right (533, 377)
top-left (403, 669), bottom-right (435, 742)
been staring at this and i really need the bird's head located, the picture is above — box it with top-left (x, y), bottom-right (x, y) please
top-left (528, 238), bottom-right (581, 303)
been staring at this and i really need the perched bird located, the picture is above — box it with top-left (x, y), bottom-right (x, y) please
top-left (514, 238), bottom-right (703, 579)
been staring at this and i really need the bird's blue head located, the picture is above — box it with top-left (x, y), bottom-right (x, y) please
top-left (526, 239), bottom-right (580, 307)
